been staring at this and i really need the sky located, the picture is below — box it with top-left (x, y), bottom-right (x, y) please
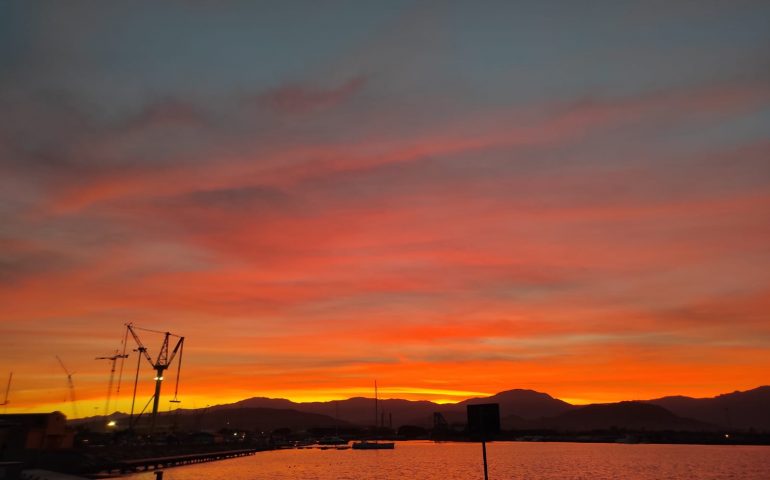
top-left (1, 1), bottom-right (769, 418)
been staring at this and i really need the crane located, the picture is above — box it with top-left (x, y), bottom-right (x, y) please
top-left (95, 352), bottom-right (129, 418)
top-left (1, 372), bottom-right (11, 413)
top-left (55, 356), bottom-right (78, 419)
top-left (125, 323), bottom-right (185, 433)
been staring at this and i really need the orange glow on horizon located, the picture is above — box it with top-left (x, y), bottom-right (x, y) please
top-left (2, 4), bottom-right (769, 423)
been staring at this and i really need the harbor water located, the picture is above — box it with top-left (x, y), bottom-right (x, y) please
top-left (123, 440), bottom-right (770, 479)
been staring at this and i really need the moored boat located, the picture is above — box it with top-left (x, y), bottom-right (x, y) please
top-left (352, 440), bottom-right (394, 450)
top-left (352, 380), bottom-right (395, 450)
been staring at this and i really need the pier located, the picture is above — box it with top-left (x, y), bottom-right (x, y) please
top-left (105, 448), bottom-right (261, 474)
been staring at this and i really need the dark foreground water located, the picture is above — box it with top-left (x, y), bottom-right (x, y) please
top-left (124, 441), bottom-right (770, 480)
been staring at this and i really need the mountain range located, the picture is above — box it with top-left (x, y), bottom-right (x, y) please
top-left (76, 386), bottom-right (770, 433)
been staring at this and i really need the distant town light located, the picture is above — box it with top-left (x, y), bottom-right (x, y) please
top-left (107, 420), bottom-right (117, 427)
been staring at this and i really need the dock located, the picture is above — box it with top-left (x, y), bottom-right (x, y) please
top-left (21, 470), bottom-right (89, 480)
top-left (107, 448), bottom-right (260, 474)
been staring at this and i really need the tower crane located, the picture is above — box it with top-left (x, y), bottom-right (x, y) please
top-left (1, 372), bottom-right (11, 413)
top-left (55, 356), bottom-right (78, 419)
top-left (95, 352), bottom-right (129, 418)
top-left (125, 323), bottom-right (185, 433)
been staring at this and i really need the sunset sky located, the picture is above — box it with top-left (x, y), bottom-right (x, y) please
top-left (1, 1), bottom-right (769, 418)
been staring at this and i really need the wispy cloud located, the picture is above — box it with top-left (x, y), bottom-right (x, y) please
top-left (1, 1), bottom-right (769, 412)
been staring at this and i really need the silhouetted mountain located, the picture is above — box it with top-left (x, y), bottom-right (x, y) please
top-left (460, 389), bottom-right (575, 420)
top-left (69, 385), bottom-right (769, 432)
top-left (73, 407), bottom-right (345, 433)
top-left (219, 396), bottom-right (446, 427)
top-left (224, 388), bottom-right (576, 428)
top-left (184, 407), bottom-right (348, 432)
top-left (647, 386), bottom-right (770, 431)
top-left (216, 397), bottom-right (296, 410)
top-left (537, 401), bottom-right (714, 431)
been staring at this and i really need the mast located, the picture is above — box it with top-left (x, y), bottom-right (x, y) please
top-left (374, 380), bottom-right (379, 435)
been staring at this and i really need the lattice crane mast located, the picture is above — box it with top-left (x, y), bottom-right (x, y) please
top-left (125, 323), bottom-right (185, 433)
top-left (1, 372), bottom-right (11, 413)
top-left (95, 352), bottom-right (129, 418)
top-left (55, 356), bottom-right (78, 419)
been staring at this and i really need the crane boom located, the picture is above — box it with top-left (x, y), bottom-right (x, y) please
top-left (124, 323), bottom-right (185, 434)
top-left (55, 356), bottom-right (78, 418)
top-left (127, 324), bottom-right (155, 366)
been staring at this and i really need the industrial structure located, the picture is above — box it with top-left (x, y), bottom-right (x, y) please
top-left (1, 372), bottom-right (10, 413)
top-left (95, 352), bottom-right (129, 419)
top-left (55, 356), bottom-right (78, 419)
top-left (125, 323), bottom-right (185, 433)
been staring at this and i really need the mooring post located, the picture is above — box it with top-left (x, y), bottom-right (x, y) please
top-left (154, 470), bottom-right (164, 480)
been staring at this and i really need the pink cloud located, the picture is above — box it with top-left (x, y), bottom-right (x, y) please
top-left (258, 75), bottom-right (368, 114)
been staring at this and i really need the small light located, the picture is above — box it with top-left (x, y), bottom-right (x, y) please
top-left (724, 434), bottom-right (730, 439)
top-left (154, 376), bottom-right (164, 381)
top-left (107, 421), bottom-right (117, 427)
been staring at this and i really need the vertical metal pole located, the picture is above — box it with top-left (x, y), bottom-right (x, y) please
top-left (480, 407), bottom-right (489, 480)
top-left (129, 349), bottom-right (143, 430)
top-left (482, 438), bottom-right (489, 480)
top-left (151, 366), bottom-right (163, 434)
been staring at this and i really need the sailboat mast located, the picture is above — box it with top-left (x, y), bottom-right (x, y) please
top-left (374, 380), bottom-right (379, 431)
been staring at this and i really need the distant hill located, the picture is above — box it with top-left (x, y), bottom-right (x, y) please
top-left (220, 396), bottom-right (447, 428)
top-left (73, 407), bottom-right (346, 433)
top-left (460, 389), bottom-right (575, 420)
top-left (70, 385), bottom-right (769, 433)
top-left (647, 386), bottom-right (770, 431)
top-left (536, 401), bottom-right (714, 431)
top-left (182, 407), bottom-right (349, 432)
top-left (223, 388), bottom-right (576, 428)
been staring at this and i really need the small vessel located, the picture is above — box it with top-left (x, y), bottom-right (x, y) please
top-left (352, 380), bottom-right (395, 450)
top-left (318, 435), bottom-right (347, 445)
top-left (352, 439), bottom-right (394, 450)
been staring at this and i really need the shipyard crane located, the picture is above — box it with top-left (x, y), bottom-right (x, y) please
top-left (1, 372), bottom-right (11, 413)
top-left (125, 323), bottom-right (185, 433)
top-left (55, 356), bottom-right (78, 419)
top-left (96, 352), bottom-right (129, 418)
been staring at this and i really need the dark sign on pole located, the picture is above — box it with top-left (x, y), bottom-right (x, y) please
top-left (466, 403), bottom-right (500, 436)
top-left (467, 403), bottom-right (499, 480)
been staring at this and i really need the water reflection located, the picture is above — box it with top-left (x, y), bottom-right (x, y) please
top-left (125, 440), bottom-right (770, 480)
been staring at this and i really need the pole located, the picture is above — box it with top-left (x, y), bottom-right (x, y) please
top-left (151, 366), bottom-right (164, 434)
top-left (481, 438), bottom-right (489, 480)
top-left (480, 407), bottom-right (489, 480)
top-left (129, 348), bottom-right (144, 430)
top-left (104, 358), bottom-right (116, 416)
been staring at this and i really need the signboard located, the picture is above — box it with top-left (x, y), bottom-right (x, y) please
top-left (466, 403), bottom-right (500, 435)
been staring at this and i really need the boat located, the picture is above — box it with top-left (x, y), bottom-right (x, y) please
top-left (352, 439), bottom-right (394, 450)
top-left (318, 435), bottom-right (347, 445)
top-left (352, 380), bottom-right (395, 450)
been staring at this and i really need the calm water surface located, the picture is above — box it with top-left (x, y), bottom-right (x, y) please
top-left (124, 441), bottom-right (770, 480)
